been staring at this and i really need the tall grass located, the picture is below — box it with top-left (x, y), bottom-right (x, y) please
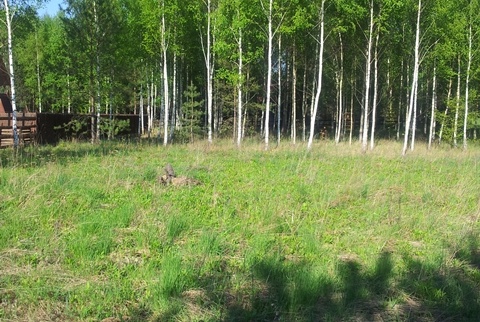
top-left (1, 139), bottom-right (479, 321)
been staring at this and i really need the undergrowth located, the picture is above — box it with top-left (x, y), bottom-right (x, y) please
top-left (0, 139), bottom-right (479, 321)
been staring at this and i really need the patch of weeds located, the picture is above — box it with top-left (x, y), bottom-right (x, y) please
top-left (157, 252), bottom-right (193, 298)
top-left (142, 166), bottom-right (158, 182)
top-left (166, 216), bottom-right (188, 243)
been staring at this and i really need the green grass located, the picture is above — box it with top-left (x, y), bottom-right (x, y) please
top-left (1, 139), bottom-right (480, 321)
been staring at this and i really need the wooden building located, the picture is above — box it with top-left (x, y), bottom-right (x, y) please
top-left (0, 57), bottom-right (12, 113)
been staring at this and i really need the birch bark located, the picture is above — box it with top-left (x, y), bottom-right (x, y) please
top-left (369, 30), bottom-right (379, 150)
top-left (428, 66), bottom-right (436, 150)
top-left (306, 0), bottom-right (325, 150)
top-left (3, 0), bottom-right (19, 147)
top-left (161, 3), bottom-right (170, 146)
top-left (361, 0), bottom-right (374, 153)
top-left (463, 23), bottom-right (472, 150)
top-left (236, 25), bottom-right (243, 147)
top-left (402, 0), bottom-right (421, 156)
top-left (262, 0), bottom-right (273, 150)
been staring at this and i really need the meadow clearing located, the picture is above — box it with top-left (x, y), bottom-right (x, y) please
top-left (1, 140), bottom-right (480, 321)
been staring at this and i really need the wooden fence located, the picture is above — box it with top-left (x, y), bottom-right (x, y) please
top-left (0, 113), bottom-right (37, 148)
top-left (0, 113), bottom-right (141, 148)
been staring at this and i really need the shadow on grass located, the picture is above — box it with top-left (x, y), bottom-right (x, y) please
top-left (187, 241), bottom-right (480, 321)
top-left (217, 251), bottom-right (396, 321)
top-left (0, 138), bottom-right (150, 168)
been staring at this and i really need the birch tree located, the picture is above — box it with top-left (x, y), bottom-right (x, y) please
top-left (2, 0), bottom-right (19, 146)
top-left (4, 0), bottom-right (480, 146)
top-left (360, 0), bottom-right (374, 153)
top-left (260, 0), bottom-right (274, 150)
top-left (215, 0), bottom-right (254, 147)
top-left (62, 0), bottom-right (124, 141)
top-left (203, 0), bottom-right (215, 143)
top-left (463, 0), bottom-right (476, 150)
top-left (402, 0), bottom-right (422, 156)
top-left (160, 0), bottom-right (170, 145)
top-left (428, 64), bottom-right (436, 149)
top-left (306, 0), bottom-right (325, 150)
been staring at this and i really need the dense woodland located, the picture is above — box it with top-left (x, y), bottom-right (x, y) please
top-left (1, 0), bottom-right (479, 151)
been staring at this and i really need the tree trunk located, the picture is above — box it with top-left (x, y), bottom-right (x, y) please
top-left (263, 0), bottom-right (274, 150)
top-left (171, 51), bottom-right (178, 138)
top-left (369, 30), bottom-right (379, 150)
top-left (361, 0), bottom-right (374, 153)
top-left (301, 57), bottom-right (307, 142)
top-left (161, 4), bottom-right (170, 146)
top-left (428, 65), bottom-right (437, 150)
top-left (140, 84), bottom-right (144, 135)
top-left (94, 0), bottom-right (101, 143)
top-left (203, 0), bottom-right (213, 143)
top-left (237, 26), bottom-right (243, 147)
top-left (335, 32), bottom-right (344, 145)
top-left (3, 0), bottom-right (18, 147)
top-left (349, 68), bottom-right (354, 145)
top-left (402, 0), bottom-right (421, 156)
top-left (35, 29), bottom-right (42, 113)
top-left (277, 34), bottom-right (281, 146)
top-left (463, 23), bottom-right (472, 150)
top-left (454, 55), bottom-right (460, 148)
top-left (291, 43), bottom-right (297, 144)
top-left (307, 0), bottom-right (325, 150)
top-left (146, 82), bottom-right (152, 137)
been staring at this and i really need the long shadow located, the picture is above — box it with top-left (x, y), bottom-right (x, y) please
top-left (0, 138), bottom-right (149, 168)
top-left (187, 240), bottom-right (480, 322)
top-left (397, 232), bottom-right (480, 321)
top-left (117, 232), bottom-right (480, 321)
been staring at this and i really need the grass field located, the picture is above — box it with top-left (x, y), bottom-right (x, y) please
top-left (1, 139), bottom-right (480, 321)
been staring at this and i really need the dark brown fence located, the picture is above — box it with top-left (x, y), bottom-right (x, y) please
top-left (0, 113), bottom-right (141, 148)
top-left (0, 112), bottom-right (37, 148)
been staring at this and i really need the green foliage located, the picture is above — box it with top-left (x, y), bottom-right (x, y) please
top-left (54, 115), bottom-right (89, 139)
top-left (99, 118), bottom-right (130, 139)
top-left (175, 84), bottom-right (204, 143)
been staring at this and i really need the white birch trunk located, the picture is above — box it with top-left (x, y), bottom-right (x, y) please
top-left (277, 34), bottom-right (281, 146)
top-left (172, 51), bottom-right (179, 136)
top-left (206, 0), bottom-right (213, 143)
top-left (361, 0), bottom-right (374, 153)
top-left (349, 71), bottom-right (354, 145)
top-left (369, 31), bottom-right (379, 150)
top-left (263, 0), bottom-right (273, 150)
top-left (291, 44), bottom-right (297, 144)
top-left (438, 79), bottom-right (452, 143)
top-left (387, 59), bottom-right (394, 139)
top-left (454, 56), bottom-right (460, 148)
top-left (146, 82), bottom-right (152, 136)
top-left (67, 72), bottom-right (71, 113)
top-left (236, 26), bottom-right (243, 147)
top-left (301, 60), bottom-right (307, 142)
top-left (35, 30), bottom-right (42, 113)
top-left (140, 85), bottom-right (144, 135)
top-left (335, 33), bottom-right (344, 145)
top-left (396, 60), bottom-right (403, 141)
top-left (3, 0), bottom-right (18, 146)
top-left (93, 0), bottom-right (101, 142)
top-left (463, 23), bottom-right (472, 150)
top-left (161, 6), bottom-right (169, 146)
top-left (410, 74), bottom-right (418, 151)
top-left (402, 0), bottom-right (421, 156)
top-left (307, 0), bottom-right (325, 150)
top-left (428, 66), bottom-right (437, 150)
